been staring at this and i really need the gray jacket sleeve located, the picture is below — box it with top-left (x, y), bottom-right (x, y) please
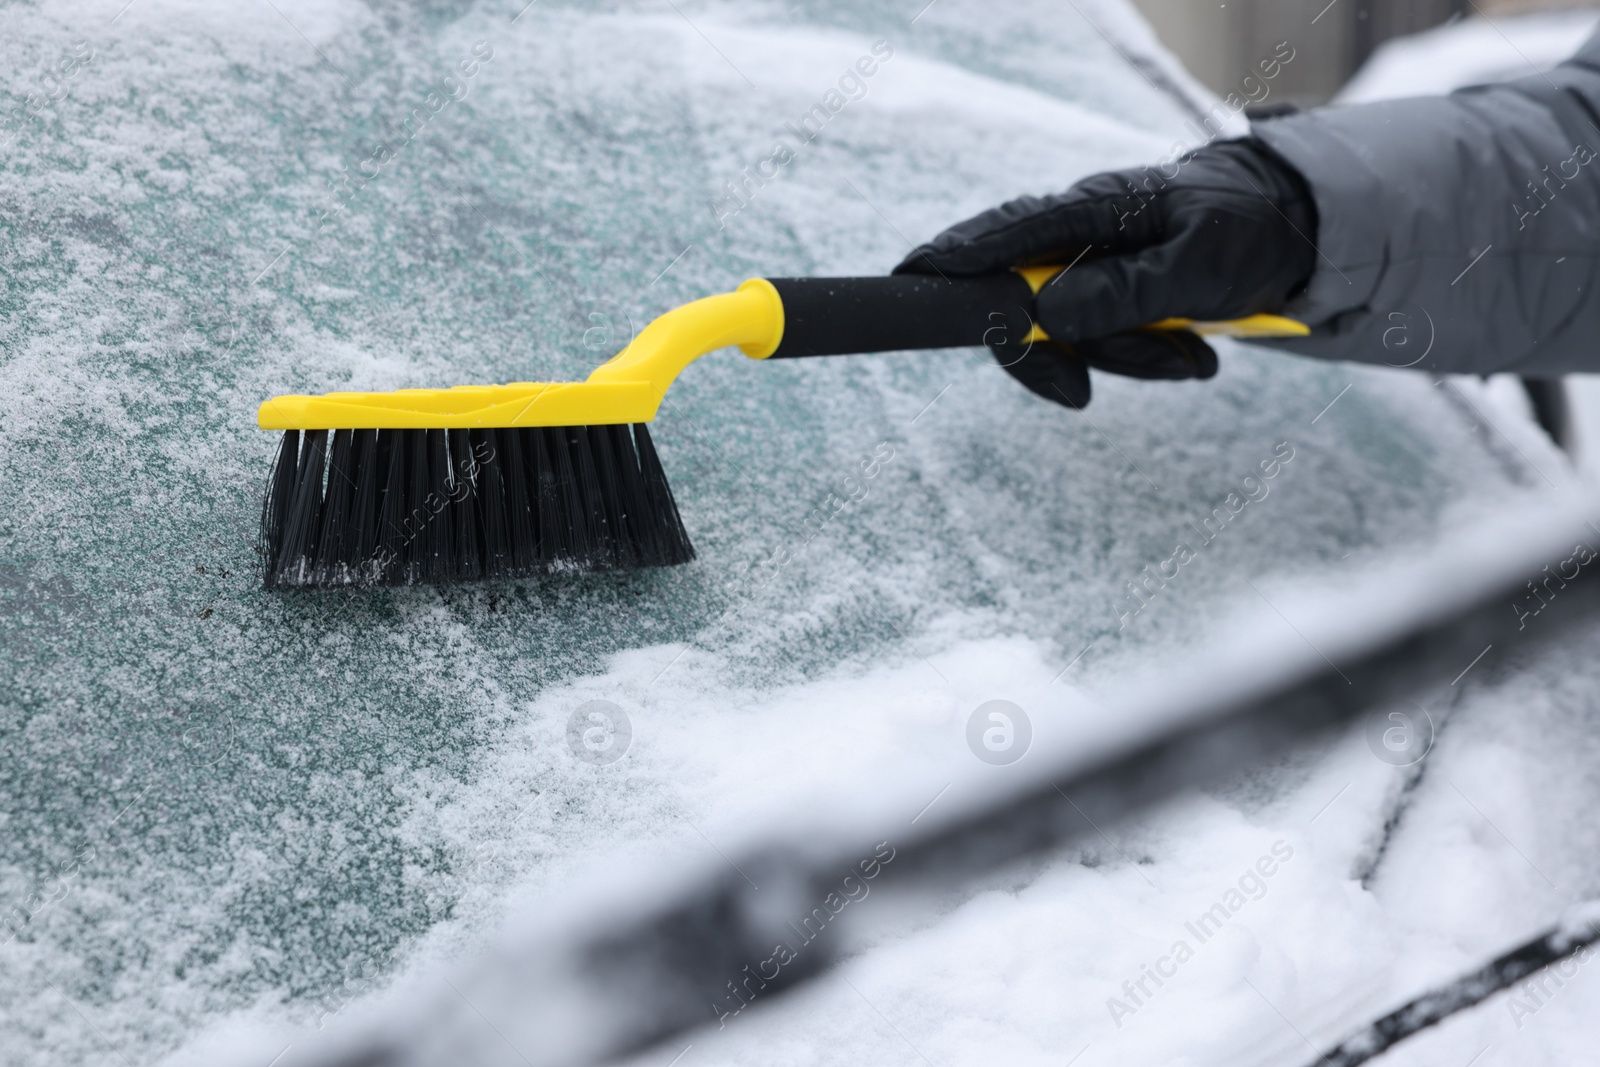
top-left (1251, 30), bottom-right (1600, 376)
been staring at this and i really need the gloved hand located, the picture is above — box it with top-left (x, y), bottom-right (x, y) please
top-left (895, 137), bottom-right (1318, 408)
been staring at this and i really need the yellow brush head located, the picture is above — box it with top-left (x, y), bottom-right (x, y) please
top-left (257, 280), bottom-right (786, 431)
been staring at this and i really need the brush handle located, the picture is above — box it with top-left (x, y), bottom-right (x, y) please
top-left (765, 275), bottom-right (1037, 358)
top-left (761, 275), bottom-right (1309, 359)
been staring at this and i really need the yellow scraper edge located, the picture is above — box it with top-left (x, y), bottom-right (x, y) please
top-left (1012, 265), bottom-right (1310, 342)
top-left (1022, 314), bottom-right (1311, 342)
top-left (257, 269), bottom-right (1308, 431)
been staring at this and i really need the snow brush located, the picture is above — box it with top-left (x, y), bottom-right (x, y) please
top-left (256, 267), bottom-right (1306, 589)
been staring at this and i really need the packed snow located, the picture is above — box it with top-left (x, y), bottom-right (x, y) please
top-left (2, 2), bottom-right (1599, 1067)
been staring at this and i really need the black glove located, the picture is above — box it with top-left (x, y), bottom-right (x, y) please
top-left (895, 137), bottom-right (1317, 408)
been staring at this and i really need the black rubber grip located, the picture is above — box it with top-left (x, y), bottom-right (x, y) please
top-left (766, 275), bottom-right (1038, 358)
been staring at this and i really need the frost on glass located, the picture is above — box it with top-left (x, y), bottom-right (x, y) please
top-left (0, 2), bottom-right (1571, 1064)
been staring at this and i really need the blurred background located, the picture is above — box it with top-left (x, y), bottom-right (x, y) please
top-left (1130, 0), bottom-right (1598, 104)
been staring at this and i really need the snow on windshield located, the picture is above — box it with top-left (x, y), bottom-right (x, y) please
top-left (1, 2), bottom-right (1593, 1065)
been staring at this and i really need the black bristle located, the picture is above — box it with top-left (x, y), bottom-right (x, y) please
top-left (425, 430), bottom-right (456, 583)
top-left (565, 426), bottom-right (613, 568)
top-left (473, 430), bottom-right (514, 580)
top-left (346, 429), bottom-right (381, 581)
top-left (374, 429), bottom-right (408, 585)
top-left (614, 422), bottom-right (665, 563)
top-left (261, 422), bottom-right (694, 588)
top-left (611, 422), bottom-right (662, 566)
top-left (406, 430), bottom-right (431, 584)
top-left (312, 430), bottom-right (356, 584)
top-left (449, 429), bottom-right (483, 582)
top-left (502, 428), bottom-right (540, 573)
top-left (261, 430), bottom-right (300, 586)
top-left (587, 425), bottom-right (636, 569)
top-left (536, 427), bottom-right (580, 564)
top-left (635, 423), bottom-right (695, 565)
top-left (272, 429), bottom-right (327, 587)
